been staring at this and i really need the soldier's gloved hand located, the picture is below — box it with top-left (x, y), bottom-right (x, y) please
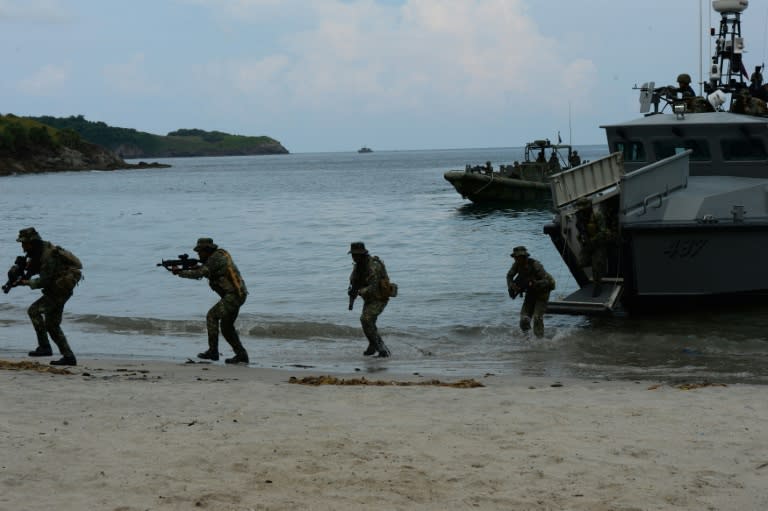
top-left (171, 266), bottom-right (181, 275)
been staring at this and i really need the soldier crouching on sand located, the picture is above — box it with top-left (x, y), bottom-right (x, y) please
top-left (16, 227), bottom-right (83, 366)
top-left (348, 242), bottom-right (397, 358)
top-left (507, 246), bottom-right (555, 338)
top-left (171, 237), bottom-right (250, 365)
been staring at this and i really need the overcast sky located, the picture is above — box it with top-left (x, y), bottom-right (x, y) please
top-left (2, 0), bottom-right (767, 152)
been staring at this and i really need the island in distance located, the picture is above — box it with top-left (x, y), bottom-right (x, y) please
top-left (0, 114), bottom-right (289, 175)
top-left (28, 115), bottom-right (289, 158)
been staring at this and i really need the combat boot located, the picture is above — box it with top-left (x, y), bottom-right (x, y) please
top-left (375, 338), bottom-right (391, 358)
top-left (50, 355), bottom-right (77, 366)
top-left (225, 354), bottom-right (249, 365)
top-left (363, 342), bottom-right (377, 356)
top-left (197, 350), bottom-right (219, 361)
top-left (28, 347), bottom-right (53, 357)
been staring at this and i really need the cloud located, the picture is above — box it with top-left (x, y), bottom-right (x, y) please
top-left (0, 0), bottom-right (69, 23)
top-left (102, 54), bottom-right (162, 95)
top-left (175, 0), bottom-right (299, 23)
top-left (193, 0), bottom-right (597, 117)
top-left (17, 63), bottom-right (70, 95)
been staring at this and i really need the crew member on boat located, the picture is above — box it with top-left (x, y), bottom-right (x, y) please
top-left (569, 150), bottom-right (581, 167)
top-left (575, 199), bottom-right (615, 297)
top-left (676, 73), bottom-right (696, 97)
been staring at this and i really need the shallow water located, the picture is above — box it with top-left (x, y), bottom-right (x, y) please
top-left (1, 146), bottom-right (767, 382)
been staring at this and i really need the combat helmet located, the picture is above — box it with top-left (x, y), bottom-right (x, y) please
top-left (348, 241), bottom-right (368, 255)
top-left (677, 73), bottom-right (692, 84)
top-left (193, 237), bottom-right (218, 252)
top-left (511, 246), bottom-right (529, 258)
top-left (16, 227), bottom-right (41, 243)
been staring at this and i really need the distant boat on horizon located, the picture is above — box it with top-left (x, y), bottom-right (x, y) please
top-left (358, 146), bottom-right (373, 153)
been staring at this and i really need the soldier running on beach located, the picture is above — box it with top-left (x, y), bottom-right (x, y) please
top-left (348, 242), bottom-right (397, 357)
top-left (16, 227), bottom-right (83, 366)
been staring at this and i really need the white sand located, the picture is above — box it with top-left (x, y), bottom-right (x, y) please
top-left (0, 358), bottom-right (766, 511)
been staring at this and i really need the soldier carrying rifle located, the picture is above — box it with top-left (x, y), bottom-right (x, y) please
top-left (163, 237), bottom-right (250, 365)
top-left (12, 227), bottom-right (82, 366)
top-left (507, 246), bottom-right (555, 338)
top-left (348, 242), bottom-right (397, 358)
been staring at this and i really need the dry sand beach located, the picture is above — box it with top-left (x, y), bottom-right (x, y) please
top-left (1, 358), bottom-right (766, 511)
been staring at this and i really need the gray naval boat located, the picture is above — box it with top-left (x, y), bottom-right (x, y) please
top-left (544, 0), bottom-right (768, 316)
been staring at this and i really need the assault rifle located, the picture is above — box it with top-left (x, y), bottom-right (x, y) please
top-left (157, 253), bottom-right (201, 272)
top-left (348, 284), bottom-right (358, 310)
top-left (508, 273), bottom-right (530, 299)
top-left (3, 255), bottom-right (29, 294)
top-left (348, 262), bottom-right (367, 310)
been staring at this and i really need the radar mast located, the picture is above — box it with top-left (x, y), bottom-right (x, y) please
top-left (707, 0), bottom-right (749, 94)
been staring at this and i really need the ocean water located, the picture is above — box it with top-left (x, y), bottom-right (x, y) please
top-left (1, 146), bottom-right (767, 383)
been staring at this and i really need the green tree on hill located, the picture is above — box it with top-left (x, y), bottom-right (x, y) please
top-left (27, 115), bottom-right (289, 157)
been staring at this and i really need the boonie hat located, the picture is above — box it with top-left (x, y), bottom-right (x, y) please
top-left (193, 237), bottom-right (218, 252)
top-left (17, 227), bottom-right (41, 243)
top-left (348, 242), bottom-right (368, 255)
top-left (511, 246), bottom-right (529, 258)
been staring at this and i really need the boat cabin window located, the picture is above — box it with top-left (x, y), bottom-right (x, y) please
top-left (653, 139), bottom-right (711, 161)
top-left (613, 141), bottom-right (646, 162)
top-left (720, 138), bottom-right (768, 161)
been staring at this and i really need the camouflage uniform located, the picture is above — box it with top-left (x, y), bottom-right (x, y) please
top-left (507, 246), bottom-right (555, 338)
top-left (676, 73), bottom-right (696, 97)
top-left (568, 151), bottom-right (581, 167)
top-left (349, 242), bottom-right (393, 357)
top-left (583, 210), bottom-right (610, 295)
top-left (177, 238), bottom-right (249, 364)
top-left (17, 227), bottom-right (82, 365)
top-left (548, 152), bottom-right (561, 172)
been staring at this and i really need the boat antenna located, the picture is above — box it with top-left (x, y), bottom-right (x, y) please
top-left (707, 0), bottom-right (749, 101)
top-left (699, 0), bottom-right (704, 96)
top-left (763, 5), bottom-right (768, 65)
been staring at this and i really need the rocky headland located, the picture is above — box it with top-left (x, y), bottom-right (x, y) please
top-left (0, 140), bottom-right (169, 176)
top-left (1, 114), bottom-right (288, 175)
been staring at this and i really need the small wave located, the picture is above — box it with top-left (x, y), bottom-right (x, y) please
top-left (73, 314), bottom-right (206, 335)
top-left (246, 320), bottom-right (361, 340)
top-left (69, 313), bottom-right (392, 341)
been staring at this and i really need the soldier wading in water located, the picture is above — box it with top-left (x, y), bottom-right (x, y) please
top-left (507, 246), bottom-right (555, 338)
top-left (171, 238), bottom-right (250, 364)
top-left (348, 242), bottom-right (397, 358)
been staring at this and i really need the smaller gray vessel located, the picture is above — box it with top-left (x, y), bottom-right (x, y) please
top-left (443, 139), bottom-right (579, 204)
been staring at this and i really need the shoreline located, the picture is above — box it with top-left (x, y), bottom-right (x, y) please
top-left (3, 348), bottom-right (767, 386)
top-left (2, 357), bottom-right (766, 510)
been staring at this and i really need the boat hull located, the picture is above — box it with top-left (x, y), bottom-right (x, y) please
top-left (545, 151), bottom-right (768, 315)
top-left (624, 223), bottom-right (768, 297)
top-left (443, 171), bottom-right (550, 203)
